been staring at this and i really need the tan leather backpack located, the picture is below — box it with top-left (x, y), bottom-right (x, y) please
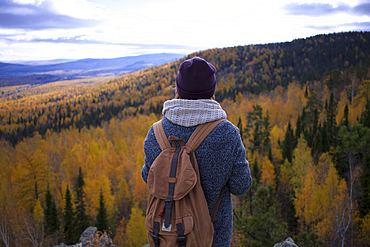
top-left (145, 119), bottom-right (225, 247)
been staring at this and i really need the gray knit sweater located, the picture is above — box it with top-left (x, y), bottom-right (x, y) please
top-left (141, 116), bottom-right (252, 246)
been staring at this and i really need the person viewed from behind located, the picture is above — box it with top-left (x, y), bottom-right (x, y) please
top-left (141, 56), bottom-right (252, 246)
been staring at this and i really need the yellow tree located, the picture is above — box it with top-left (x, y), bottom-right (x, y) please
top-left (260, 156), bottom-right (276, 188)
top-left (294, 165), bottom-right (318, 232)
top-left (291, 137), bottom-right (315, 231)
top-left (126, 206), bottom-right (147, 247)
top-left (14, 133), bottom-right (50, 211)
top-left (312, 162), bottom-right (350, 245)
top-left (358, 214), bottom-right (370, 246)
top-left (113, 217), bottom-right (127, 247)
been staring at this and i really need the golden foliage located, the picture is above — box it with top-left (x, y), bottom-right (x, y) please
top-left (126, 207), bottom-right (147, 247)
top-left (260, 156), bottom-right (276, 188)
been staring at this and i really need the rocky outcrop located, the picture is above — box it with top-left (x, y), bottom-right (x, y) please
top-left (54, 227), bottom-right (116, 247)
top-left (274, 237), bottom-right (298, 247)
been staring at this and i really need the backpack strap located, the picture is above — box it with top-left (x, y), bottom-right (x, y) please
top-left (153, 119), bottom-right (226, 223)
top-left (211, 188), bottom-right (224, 222)
top-left (153, 120), bottom-right (171, 150)
top-left (186, 119), bottom-right (226, 223)
top-left (186, 119), bottom-right (226, 151)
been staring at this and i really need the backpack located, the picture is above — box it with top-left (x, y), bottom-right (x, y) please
top-left (145, 119), bottom-right (225, 247)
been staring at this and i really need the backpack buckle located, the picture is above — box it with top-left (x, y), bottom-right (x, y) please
top-left (152, 234), bottom-right (159, 244)
top-left (177, 236), bottom-right (186, 246)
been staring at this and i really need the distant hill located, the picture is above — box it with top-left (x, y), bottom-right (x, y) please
top-left (0, 53), bottom-right (184, 86)
top-left (1, 31), bottom-right (370, 144)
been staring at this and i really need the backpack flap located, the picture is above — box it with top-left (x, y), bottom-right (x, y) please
top-left (147, 141), bottom-right (197, 200)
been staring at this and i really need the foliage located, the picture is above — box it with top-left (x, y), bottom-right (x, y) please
top-left (126, 207), bottom-right (147, 247)
top-left (1, 31), bottom-right (370, 246)
top-left (73, 167), bottom-right (90, 242)
top-left (293, 231), bottom-right (322, 247)
top-left (234, 186), bottom-right (288, 247)
top-left (96, 189), bottom-right (109, 233)
top-left (63, 185), bottom-right (74, 245)
top-left (44, 186), bottom-right (60, 234)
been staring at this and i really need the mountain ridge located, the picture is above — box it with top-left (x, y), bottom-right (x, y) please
top-left (0, 53), bottom-right (185, 86)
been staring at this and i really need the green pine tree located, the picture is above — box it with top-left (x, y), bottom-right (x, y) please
top-left (295, 115), bottom-right (302, 148)
top-left (326, 92), bottom-right (337, 146)
top-left (96, 189), bottom-right (109, 233)
top-left (321, 121), bottom-right (330, 153)
top-left (262, 111), bottom-right (271, 154)
top-left (244, 105), bottom-right (270, 156)
top-left (360, 100), bottom-right (370, 128)
top-left (336, 124), bottom-right (370, 217)
top-left (343, 103), bottom-right (349, 129)
top-left (45, 186), bottom-right (60, 235)
top-left (64, 185), bottom-right (74, 245)
top-left (282, 121), bottom-right (294, 163)
top-left (234, 186), bottom-right (288, 247)
top-left (73, 167), bottom-right (90, 242)
top-left (293, 231), bottom-right (322, 247)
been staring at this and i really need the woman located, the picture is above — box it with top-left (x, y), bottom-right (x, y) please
top-left (141, 56), bottom-right (252, 246)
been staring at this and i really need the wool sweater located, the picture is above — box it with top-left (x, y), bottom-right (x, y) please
top-left (141, 116), bottom-right (252, 246)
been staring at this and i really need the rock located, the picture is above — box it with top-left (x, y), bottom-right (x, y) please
top-left (78, 226), bottom-right (97, 245)
top-left (274, 237), bottom-right (298, 247)
top-left (54, 243), bottom-right (81, 247)
top-left (78, 227), bottom-right (114, 247)
top-left (54, 227), bottom-right (115, 247)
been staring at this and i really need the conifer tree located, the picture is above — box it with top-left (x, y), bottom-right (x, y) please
top-left (326, 92), bottom-right (337, 146)
top-left (262, 111), bottom-right (271, 154)
top-left (305, 86), bottom-right (308, 97)
top-left (268, 147), bottom-right (273, 164)
top-left (295, 115), bottom-right (302, 147)
top-left (343, 103), bottom-right (349, 129)
top-left (337, 124), bottom-right (370, 218)
top-left (312, 125), bottom-right (323, 159)
top-left (282, 121), bottom-right (294, 163)
top-left (235, 186), bottom-right (287, 246)
top-left (45, 186), bottom-right (59, 235)
top-left (64, 185), bottom-right (74, 245)
top-left (360, 100), bottom-right (370, 128)
top-left (73, 167), bottom-right (89, 242)
top-left (323, 122), bottom-right (330, 152)
top-left (245, 105), bottom-right (263, 154)
top-left (244, 105), bottom-right (270, 156)
top-left (96, 189), bottom-right (109, 233)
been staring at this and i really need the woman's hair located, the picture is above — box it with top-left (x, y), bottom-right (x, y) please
top-left (174, 90), bottom-right (215, 100)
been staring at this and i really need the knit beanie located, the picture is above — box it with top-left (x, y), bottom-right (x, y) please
top-left (176, 57), bottom-right (217, 99)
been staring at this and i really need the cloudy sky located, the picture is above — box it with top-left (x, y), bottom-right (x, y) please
top-left (0, 0), bottom-right (369, 62)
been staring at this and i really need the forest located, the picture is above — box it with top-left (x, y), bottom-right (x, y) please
top-left (0, 31), bottom-right (370, 246)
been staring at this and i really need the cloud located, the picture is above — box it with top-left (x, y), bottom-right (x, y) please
top-left (352, 3), bottom-right (370, 16)
top-left (307, 21), bottom-right (370, 30)
top-left (0, 34), bottom-right (197, 50)
top-left (0, 0), bottom-right (98, 30)
top-left (284, 3), bottom-right (347, 16)
top-left (284, 2), bottom-right (370, 17)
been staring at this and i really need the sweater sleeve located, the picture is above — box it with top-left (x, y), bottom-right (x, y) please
top-left (141, 126), bottom-right (162, 184)
top-left (226, 127), bottom-right (252, 196)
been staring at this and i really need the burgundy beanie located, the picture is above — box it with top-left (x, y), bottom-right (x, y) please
top-left (176, 57), bottom-right (217, 99)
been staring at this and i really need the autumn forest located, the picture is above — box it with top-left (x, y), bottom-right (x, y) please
top-left (1, 31), bottom-right (370, 246)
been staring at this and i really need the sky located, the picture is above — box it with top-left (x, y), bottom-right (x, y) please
top-left (0, 0), bottom-right (369, 62)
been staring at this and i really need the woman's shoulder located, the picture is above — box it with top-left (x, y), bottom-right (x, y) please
top-left (212, 119), bottom-right (240, 137)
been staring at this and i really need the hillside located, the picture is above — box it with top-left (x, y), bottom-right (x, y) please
top-left (1, 31), bottom-right (369, 144)
top-left (0, 31), bottom-right (370, 247)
